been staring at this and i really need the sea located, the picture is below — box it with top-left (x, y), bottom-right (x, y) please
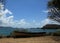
top-left (0, 27), bottom-right (57, 36)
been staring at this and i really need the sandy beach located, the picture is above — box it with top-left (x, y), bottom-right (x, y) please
top-left (0, 36), bottom-right (60, 43)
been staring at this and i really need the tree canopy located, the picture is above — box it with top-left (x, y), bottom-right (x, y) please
top-left (48, 0), bottom-right (60, 9)
top-left (48, 0), bottom-right (60, 22)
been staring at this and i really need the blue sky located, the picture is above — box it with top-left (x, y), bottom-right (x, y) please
top-left (6, 0), bottom-right (48, 22)
top-left (0, 0), bottom-right (54, 28)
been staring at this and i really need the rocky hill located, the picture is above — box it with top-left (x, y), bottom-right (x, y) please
top-left (41, 24), bottom-right (60, 29)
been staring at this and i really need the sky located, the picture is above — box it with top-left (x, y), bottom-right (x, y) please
top-left (6, 0), bottom-right (48, 21)
top-left (0, 0), bottom-right (59, 28)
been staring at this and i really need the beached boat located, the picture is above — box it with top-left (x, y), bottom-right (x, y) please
top-left (10, 31), bottom-right (46, 38)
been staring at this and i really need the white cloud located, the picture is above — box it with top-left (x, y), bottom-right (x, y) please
top-left (4, 9), bottom-right (12, 14)
top-left (40, 19), bottom-right (50, 28)
top-left (15, 19), bottom-right (41, 28)
top-left (42, 9), bottom-right (51, 14)
top-left (18, 19), bottom-right (26, 25)
top-left (43, 10), bottom-right (49, 13)
top-left (0, 8), bottom-right (60, 28)
top-left (0, 9), bottom-right (13, 27)
top-left (40, 18), bottom-right (60, 28)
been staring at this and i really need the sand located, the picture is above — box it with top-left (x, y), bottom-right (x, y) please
top-left (0, 36), bottom-right (60, 43)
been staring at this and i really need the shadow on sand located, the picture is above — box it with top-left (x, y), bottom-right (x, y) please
top-left (0, 35), bottom-right (45, 39)
top-left (51, 36), bottom-right (60, 42)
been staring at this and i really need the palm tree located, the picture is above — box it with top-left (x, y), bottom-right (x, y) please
top-left (48, 0), bottom-right (60, 22)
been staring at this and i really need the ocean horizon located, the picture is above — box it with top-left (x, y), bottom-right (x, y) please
top-left (0, 27), bottom-right (57, 36)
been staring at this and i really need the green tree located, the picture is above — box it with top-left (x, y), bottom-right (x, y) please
top-left (48, 0), bottom-right (60, 22)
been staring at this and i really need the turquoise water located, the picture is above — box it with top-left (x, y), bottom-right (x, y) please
top-left (0, 27), bottom-right (57, 36)
top-left (27, 28), bottom-right (57, 33)
top-left (0, 27), bottom-right (16, 36)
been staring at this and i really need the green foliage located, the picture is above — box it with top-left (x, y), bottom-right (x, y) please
top-left (48, 0), bottom-right (60, 22)
top-left (53, 29), bottom-right (60, 35)
top-left (48, 0), bottom-right (60, 9)
top-left (56, 29), bottom-right (60, 33)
